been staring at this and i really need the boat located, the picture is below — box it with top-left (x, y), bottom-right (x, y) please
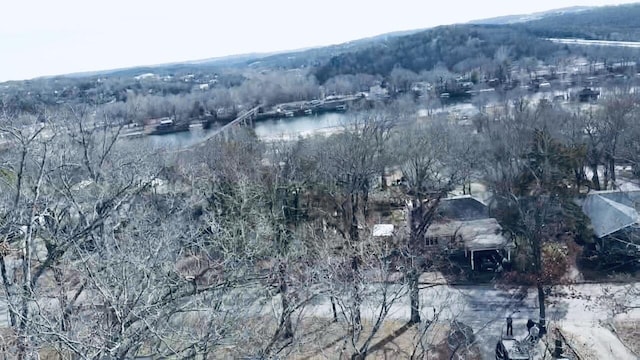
top-left (148, 118), bottom-right (190, 135)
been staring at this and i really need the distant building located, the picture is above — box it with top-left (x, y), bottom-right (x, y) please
top-left (578, 87), bottom-right (600, 102)
top-left (368, 85), bottom-right (388, 99)
top-left (373, 224), bottom-right (395, 238)
top-left (134, 73), bottom-right (157, 81)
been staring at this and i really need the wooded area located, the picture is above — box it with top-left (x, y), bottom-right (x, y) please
top-left (2, 3), bottom-right (640, 359)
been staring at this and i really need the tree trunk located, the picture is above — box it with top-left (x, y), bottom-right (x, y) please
top-left (18, 219), bottom-right (36, 360)
top-left (262, 262), bottom-right (294, 357)
top-left (279, 293), bottom-right (293, 340)
top-left (0, 257), bottom-right (16, 326)
top-left (278, 262), bottom-right (293, 340)
top-left (352, 255), bottom-right (362, 332)
top-left (609, 157), bottom-right (617, 188)
top-left (409, 269), bottom-right (421, 324)
top-left (349, 194), bottom-right (360, 243)
top-left (591, 164), bottom-right (601, 190)
top-left (353, 294), bottom-right (362, 331)
top-left (537, 284), bottom-right (546, 335)
top-left (330, 296), bottom-right (339, 322)
top-left (574, 168), bottom-right (583, 193)
top-left (363, 186), bottom-right (370, 221)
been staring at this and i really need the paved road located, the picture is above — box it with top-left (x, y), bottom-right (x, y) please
top-left (1, 281), bottom-right (636, 359)
top-left (0, 285), bottom-right (532, 359)
top-left (299, 283), bottom-right (536, 359)
top-left (301, 282), bottom-right (639, 360)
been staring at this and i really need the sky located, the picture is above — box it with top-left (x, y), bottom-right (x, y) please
top-left (1, 0), bottom-right (638, 82)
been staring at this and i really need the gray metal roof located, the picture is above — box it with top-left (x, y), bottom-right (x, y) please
top-left (438, 195), bottom-right (489, 221)
top-left (582, 191), bottom-right (640, 238)
top-left (427, 218), bottom-right (507, 251)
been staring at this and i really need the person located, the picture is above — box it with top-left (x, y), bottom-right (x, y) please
top-left (502, 257), bottom-right (511, 271)
top-left (506, 316), bottom-right (513, 336)
top-left (526, 319), bottom-right (535, 332)
top-left (529, 323), bottom-right (540, 341)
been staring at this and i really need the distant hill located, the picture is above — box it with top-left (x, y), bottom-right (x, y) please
top-left (311, 3), bottom-right (640, 82)
top-left (12, 3), bottom-right (640, 85)
top-left (243, 28), bottom-right (426, 70)
top-left (43, 29), bottom-right (423, 80)
top-left (48, 52), bottom-right (278, 80)
top-left (470, 6), bottom-right (593, 25)
top-left (312, 24), bottom-right (562, 82)
top-left (519, 3), bottom-right (640, 41)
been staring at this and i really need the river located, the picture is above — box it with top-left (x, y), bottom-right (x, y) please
top-left (548, 38), bottom-right (640, 48)
top-left (135, 81), bottom-right (623, 150)
top-left (253, 112), bottom-right (352, 140)
top-left (140, 112), bottom-right (355, 149)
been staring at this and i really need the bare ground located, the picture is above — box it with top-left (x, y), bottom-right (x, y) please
top-left (560, 323), bottom-right (637, 360)
top-left (612, 320), bottom-right (640, 358)
top-left (288, 318), bottom-right (480, 360)
top-left (216, 316), bottom-right (480, 359)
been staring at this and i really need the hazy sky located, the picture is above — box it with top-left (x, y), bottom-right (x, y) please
top-left (1, 0), bottom-right (638, 81)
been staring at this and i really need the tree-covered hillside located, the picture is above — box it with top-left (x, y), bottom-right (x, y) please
top-left (519, 3), bottom-right (640, 41)
top-left (312, 4), bottom-right (640, 82)
top-left (314, 25), bottom-right (562, 82)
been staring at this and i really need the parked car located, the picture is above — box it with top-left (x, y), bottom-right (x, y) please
top-left (495, 338), bottom-right (530, 360)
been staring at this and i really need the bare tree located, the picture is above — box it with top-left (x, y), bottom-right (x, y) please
top-left (600, 92), bottom-right (638, 189)
top-left (393, 120), bottom-right (461, 324)
top-left (0, 106), bottom-right (167, 358)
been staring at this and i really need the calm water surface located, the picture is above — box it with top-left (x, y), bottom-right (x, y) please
top-left (141, 112), bottom-right (354, 149)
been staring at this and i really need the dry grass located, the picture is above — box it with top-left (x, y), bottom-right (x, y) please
top-left (613, 320), bottom-right (640, 357)
top-left (284, 318), bottom-right (480, 360)
top-left (0, 314), bottom-right (480, 359)
top-left (160, 315), bottom-right (483, 359)
top-left (215, 316), bottom-right (457, 359)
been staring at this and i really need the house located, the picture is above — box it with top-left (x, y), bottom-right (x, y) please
top-left (427, 218), bottom-right (511, 270)
top-left (581, 190), bottom-right (640, 254)
top-left (368, 85), bottom-right (389, 99)
top-left (427, 195), bottom-right (512, 270)
top-left (437, 195), bottom-right (488, 221)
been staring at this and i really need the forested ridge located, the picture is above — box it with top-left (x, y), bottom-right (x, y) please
top-left (314, 25), bottom-right (562, 81)
top-left (313, 3), bottom-right (640, 82)
top-left (520, 3), bottom-right (640, 41)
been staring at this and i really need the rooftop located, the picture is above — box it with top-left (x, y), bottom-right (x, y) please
top-left (582, 190), bottom-right (640, 238)
top-left (438, 195), bottom-right (489, 221)
top-left (373, 224), bottom-right (395, 237)
top-left (427, 218), bottom-right (508, 251)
